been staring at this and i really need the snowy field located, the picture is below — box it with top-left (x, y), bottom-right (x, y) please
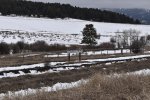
top-left (0, 16), bottom-right (150, 44)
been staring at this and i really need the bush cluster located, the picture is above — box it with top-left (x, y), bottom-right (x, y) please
top-left (0, 41), bottom-right (67, 54)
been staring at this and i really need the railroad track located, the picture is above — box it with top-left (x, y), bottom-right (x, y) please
top-left (0, 55), bottom-right (150, 78)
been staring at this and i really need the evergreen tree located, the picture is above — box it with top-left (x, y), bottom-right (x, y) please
top-left (81, 24), bottom-right (97, 45)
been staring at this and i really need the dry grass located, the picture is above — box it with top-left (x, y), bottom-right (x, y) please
top-left (3, 74), bottom-right (150, 100)
top-left (0, 52), bottom-right (134, 67)
top-left (1, 58), bottom-right (150, 93)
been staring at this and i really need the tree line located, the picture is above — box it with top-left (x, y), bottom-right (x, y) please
top-left (0, 40), bottom-right (119, 55)
top-left (0, 0), bottom-right (140, 24)
top-left (0, 41), bottom-right (67, 54)
top-left (0, 39), bottom-right (146, 55)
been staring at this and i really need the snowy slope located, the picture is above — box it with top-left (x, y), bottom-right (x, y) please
top-left (0, 15), bottom-right (150, 44)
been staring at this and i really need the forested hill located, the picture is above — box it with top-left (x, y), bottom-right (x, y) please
top-left (107, 8), bottom-right (150, 24)
top-left (0, 0), bottom-right (140, 24)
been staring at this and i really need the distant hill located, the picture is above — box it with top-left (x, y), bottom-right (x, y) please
top-left (0, 0), bottom-right (140, 24)
top-left (105, 8), bottom-right (150, 24)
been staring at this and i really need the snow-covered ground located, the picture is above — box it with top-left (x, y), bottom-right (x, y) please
top-left (0, 15), bottom-right (150, 44)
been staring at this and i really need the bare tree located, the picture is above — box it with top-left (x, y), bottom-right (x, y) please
top-left (115, 29), bottom-right (141, 49)
top-left (128, 29), bottom-right (140, 43)
top-left (121, 30), bottom-right (129, 48)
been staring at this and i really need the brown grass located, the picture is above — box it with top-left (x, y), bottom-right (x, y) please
top-left (0, 52), bottom-right (134, 67)
top-left (1, 58), bottom-right (150, 94)
top-left (3, 74), bottom-right (150, 100)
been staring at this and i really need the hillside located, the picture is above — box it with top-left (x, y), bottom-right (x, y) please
top-left (0, 0), bottom-right (140, 24)
top-left (0, 16), bottom-right (150, 45)
top-left (106, 8), bottom-right (150, 24)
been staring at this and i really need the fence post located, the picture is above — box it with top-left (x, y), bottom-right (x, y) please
top-left (68, 53), bottom-right (70, 62)
top-left (121, 48), bottom-right (123, 55)
top-left (79, 52), bottom-right (81, 62)
top-left (107, 50), bottom-right (108, 55)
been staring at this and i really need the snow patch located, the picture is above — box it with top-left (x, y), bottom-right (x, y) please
top-left (0, 79), bottom-right (87, 99)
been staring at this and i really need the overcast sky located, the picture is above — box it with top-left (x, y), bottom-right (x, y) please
top-left (30, 0), bottom-right (150, 9)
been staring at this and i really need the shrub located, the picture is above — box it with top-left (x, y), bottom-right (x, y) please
top-left (16, 41), bottom-right (25, 51)
top-left (48, 44), bottom-right (67, 51)
top-left (147, 35), bottom-right (150, 40)
top-left (110, 37), bottom-right (116, 44)
top-left (99, 42), bottom-right (115, 50)
top-left (0, 42), bottom-right (10, 54)
top-left (12, 44), bottom-right (20, 53)
top-left (130, 40), bottom-right (143, 54)
top-left (30, 41), bottom-right (49, 52)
